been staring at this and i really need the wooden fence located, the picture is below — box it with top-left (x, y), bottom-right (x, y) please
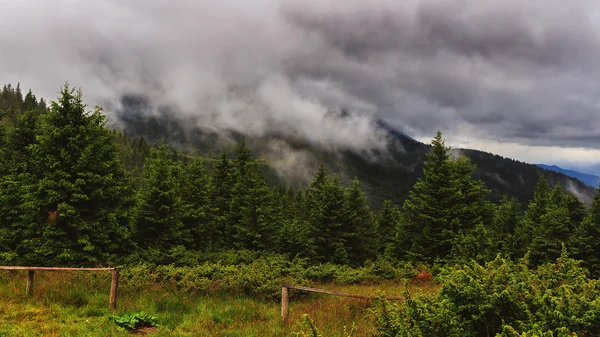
top-left (281, 284), bottom-right (404, 322)
top-left (0, 266), bottom-right (119, 311)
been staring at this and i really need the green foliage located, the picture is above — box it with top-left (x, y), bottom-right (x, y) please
top-left (373, 249), bottom-right (600, 337)
top-left (305, 165), bottom-right (351, 264)
top-left (135, 142), bottom-right (184, 250)
top-left (229, 141), bottom-right (278, 251)
top-left (180, 157), bottom-right (213, 250)
top-left (14, 84), bottom-right (134, 265)
top-left (109, 312), bottom-right (159, 331)
top-left (398, 131), bottom-right (492, 264)
top-left (492, 195), bottom-right (523, 257)
top-left (377, 200), bottom-right (402, 256)
top-left (572, 185), bottom-right (600, 278)
top-left (292, 314), bottom-right (358, 337)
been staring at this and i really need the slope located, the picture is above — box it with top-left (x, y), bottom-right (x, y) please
top-left (537, 164), bottom-right (600, 188)
top-left (110, 96), bottom-right (596, 209)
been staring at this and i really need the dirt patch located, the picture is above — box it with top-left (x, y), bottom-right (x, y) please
top-left (129, 326), bottom-right (158, 335)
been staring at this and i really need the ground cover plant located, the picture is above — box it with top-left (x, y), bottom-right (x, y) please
top-left (0, 267), bottom-right (435, 337)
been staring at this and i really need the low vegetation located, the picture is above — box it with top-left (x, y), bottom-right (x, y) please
top-left (0, 266), bottom-right (435, 336)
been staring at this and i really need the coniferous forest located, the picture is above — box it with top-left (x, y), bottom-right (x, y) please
top-left (3, 84), bottom-right (600, 336)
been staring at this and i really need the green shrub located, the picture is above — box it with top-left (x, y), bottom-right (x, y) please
top-left (109, 312), bottom-right (159, 331)
top-left (372, 248), bottom-right (600, 337)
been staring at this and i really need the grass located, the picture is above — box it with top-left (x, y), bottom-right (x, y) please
top-left (0, 271), bottom-right (438, 336)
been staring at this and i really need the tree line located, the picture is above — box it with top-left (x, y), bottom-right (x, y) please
top-left (1, 83), bottom-right (600, 277)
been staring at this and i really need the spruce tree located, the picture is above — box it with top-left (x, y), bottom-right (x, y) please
top-left (377, 200), bottom-right (402, 256)
top-left (491, 195), bottom-right (522, 257)
top-left (23, 84), bottom-right (134, 265)
top-left (135, 143), bottom-right (184, 250)
top-left (229, 142), bottom-right (276, 250)
top-left (277, 188), bottom-right (315, 258)
top-left (180, 158), bottom-right (212, 250)
top-left (514, 176), bottom-right (551, 257)
top-left (0, 110), bottom-right (40, 263)
top-left (564, 193), bottom-right (586, 226)
top-left (400, 131), bottom-right (458, 263)
top-left (210, 151), bottom-right (233, 248)
top-left (305, 165), bottom-right (346, 263)
top-left (572, 186), bottom-right (600, 277)
top-left (528, 185), bottom-right (573, 266)
top-left (343, 177), bottom-right (377, 265)
top-left (399, 131), bottom-right (491, 263)
top-left (448, 156), bottom-right (493, 263)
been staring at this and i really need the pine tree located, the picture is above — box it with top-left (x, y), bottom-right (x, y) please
top-left (305, 165), bottom-right (346, 263)
top-left (277, 189), bottom-right (315, 258)
top-left (448, 156), bottom-right (494, 263)
top-left (229, 142), bottom-right (276, 250)
top-left (180, 158), bottom-right (212, 250)
top-left (210, 151), bottom-right (233, 248)
top-left (399, 131), bottom-right (491, 263)
top-left (377, 200), bottom-right (402, 256)
top-left (23, 84), bottom-right (134, 265)
top-left (514, 176), bottom-right (551, 256)
top-left (0, 110), bottom-right (40, 263)
top-left (572, 186), bottom-right (600, 277)
top-left (135, 143), bottom-right (184, 250)
top-left (22, 89), bottom-right (38, 112)
top-left (564, 193), bottom-right (586, 226)
top-left (491, 195), bottom-right (522, 257)
top-left (528, 185), bottom-right (573, 266)
top-left (342, 177), bottom-right (377, 265)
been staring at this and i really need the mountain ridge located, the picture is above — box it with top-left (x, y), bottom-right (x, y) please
top-left (110, 98), bottom-right (596, 207)
top-left (537, 164), bottom-right (600, 189)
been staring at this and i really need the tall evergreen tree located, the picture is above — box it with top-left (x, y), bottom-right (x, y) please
top-left (514, 176), bottom-right (551, 256)
top-left (277, 189), bottom-right (314, 258)
top-left (491, 195), bottom-right (522, 257)
top-left (528, 185), bottom-right (573, 266)
top-left (305, 166), bottom-right (347, 263)
top-left (342, 177), bottom-right (377, 265)
top-left (23, 84), bottom-right (134, 265)
top-left (377, 200), bottom-right (402, 256)
top-left (572, 186), bottom-right (600, 277)
top-left (135, 143), bottom-right (184, 250)
top-left (0, 110), bottom-right (40, 263)
top-left (180, 158), bottom-right (212, 250)
top-left (210, 151), bottom-right (233, 247)
top-left (399, 131), bottom-right (491, 263)
top-left (229, 142), bottom-right (277, 250)
top-left (564, 193), bottom-right (586, 226)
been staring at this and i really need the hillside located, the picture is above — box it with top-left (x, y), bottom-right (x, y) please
top-left (111, 95), bottom-right (596, 208)
top-left (537, 164), bottom-right (600, 188)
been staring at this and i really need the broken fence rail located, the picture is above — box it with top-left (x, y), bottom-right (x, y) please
top-left (281, 284), bottom-right (404, 322)
top-left (0, 266), bottom-right (119, 311)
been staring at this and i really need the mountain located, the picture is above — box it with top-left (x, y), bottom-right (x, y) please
top-left (537, 164), bottom-right (600, 188)
top-left (111, 95), bottom-right (596, 208)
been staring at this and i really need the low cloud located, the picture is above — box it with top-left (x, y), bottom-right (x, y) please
top-left (2, 0), bottom-right (600, 164)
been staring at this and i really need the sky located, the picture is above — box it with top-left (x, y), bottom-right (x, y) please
top-left (2, 0), bottom-right (600, 173)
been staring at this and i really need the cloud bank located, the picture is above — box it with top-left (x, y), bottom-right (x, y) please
top-left (2, 0), bottom-right (600, 164)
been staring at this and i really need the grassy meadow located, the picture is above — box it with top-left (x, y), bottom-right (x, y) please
top-left (0, 270), bottom-right (437, 336)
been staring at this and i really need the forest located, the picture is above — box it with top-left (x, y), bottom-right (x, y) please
top-left (2, 83), bottom-right (600, 336)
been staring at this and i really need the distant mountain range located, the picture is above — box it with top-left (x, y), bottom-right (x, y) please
top-left (112, 94), bottom-right (597, 207)
top-left (537, 164), bottom-right (600, 189)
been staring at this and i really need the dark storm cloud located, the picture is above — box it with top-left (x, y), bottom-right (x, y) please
top-left (2, 0), bottom-right (600, 153)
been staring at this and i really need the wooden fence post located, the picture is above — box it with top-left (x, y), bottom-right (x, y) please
top-left (281, 286), bottom-right (289, 323)
top-left (109, 269), bottom-right (119, 311)
top-left (26, 270), bottom-right (34, 297)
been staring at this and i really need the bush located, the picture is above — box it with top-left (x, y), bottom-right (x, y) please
top-left (372, 248), bottom-right (600, 337)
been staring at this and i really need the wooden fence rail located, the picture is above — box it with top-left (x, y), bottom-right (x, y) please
top-left (281, 284), bottom-right (404, 322)
top-left (0, 266), bottom-right (119, 311)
